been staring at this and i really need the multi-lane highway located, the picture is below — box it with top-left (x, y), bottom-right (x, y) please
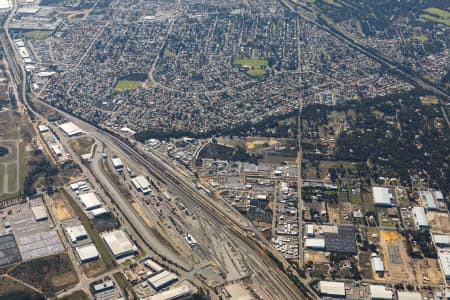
top-left (281, 0), bottom-right (449, 101)
top-left (1, 6), bottom-right (317, 299)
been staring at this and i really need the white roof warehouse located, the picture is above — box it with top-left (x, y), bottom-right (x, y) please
top-left (31, 206), bottom-right (48, 221)
top-left (319, 281), bottom-right (345, 298)
top-left (438, 250), bottom-right (450, 280)
top-left (75, 243), bottom-right (99, 262)
top-left (112, 157), bottom-right (124, 170)
top-left (79, 192), bottom-right (102, 211)
top-left (369, 285), bottom-right (393, 300)
top-left (102, 230), bottom-right (137, 259)
top-left (412, 207), bottom-right (429, 230)
top-left (147, 270), bottom-right (178, 290)
top-left (131, 175), bottom-right (151, 194)
top-left (372, 187), bottom-right (394, 207)
top-left (58, 122), bottom-right (83, 137)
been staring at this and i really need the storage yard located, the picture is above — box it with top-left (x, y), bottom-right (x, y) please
top-left (414, 258), bottom-right (443, 285)
top-left (0, 199), bottom-right (64, 263)
top-left (121, 258), bottom-right (195, 298)
top-left (427, 211), bottom-right (450, 233)
top-left (0, 0), bottom-right (445, 295)
top-left (0, 234), bottom-right (21, 267)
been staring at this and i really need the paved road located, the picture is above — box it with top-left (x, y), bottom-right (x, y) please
top-left (27, 99), bottom-right (315, 299)
top-left (297, 105), bottom-right (304, 268)
top-left (42, 194), bottom-right (91, 295)
top-left (280, 0), bottom-right (449, 101)
top-left (51, 123), bottom-right (193, 269)
top-left (88, 144), bottom-right (192, 270)
top-left (1, 2), bottom-right (316, 297)
top-left (93, 126), bottom-right (315, 299)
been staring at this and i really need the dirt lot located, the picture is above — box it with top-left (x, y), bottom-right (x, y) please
top-left (358, 252), bottom-right (373, 280)
top-left (379, 230), bottom-right (414, 284)
top-left (427, 212), bottom-right (450, 233)
top-left (60, 290), bottom-right (89, 300)
top-left (81, 259), bottom-right (107, 278)
top-left (414, 258), bottom-right (444, 285)
top-left (304, 250), bottom-right (329, 264)
top-left (69, 136), bottom-right (95, 156)
top-left (51, 192), bottom-right (75, 221)
top-left (51, 272), bottom-right (78, 290)
top-left (325, 200), bottom-right (352, 224)
top-left (311, 263), bottom-right (329, 278)
top-left (327, 204), bottom-right (339, 224)
top-left (246, 141), bottom-right (255, 150)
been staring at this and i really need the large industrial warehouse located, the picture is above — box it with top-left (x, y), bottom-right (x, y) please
top-left (102, 230), bottom-right (137, 259)
top-left (147, 270), bottom-right (178, 290)
top-left (371, 256), bottom-right (384, 277)
top-left (372, 187), bottom-right (395, 207)
top-left (75, 243), bottom-right (99, 262)
top-left (319, 281), bottom-right (345, 298)
top-left (65, 225), bottom-right (88, 244)
top-left (305, 238), bottom-right (325, 250)
top-left (438, 251), bottom-right (450, 280)
top-left (131, 175), bottom-right (151, 194)
top-left (31, 206), bottom-right (48, 221)
top-left (397, 291), bottom-right (423, 300)
top-left (150, 285), bottom-right (191, 300)
top-left (79, 192), bottom-right (103, 211)
top-left (58, 122), bottom-right (84, 137)
top-left (412, 207), bottom-right (429, 230)
top-left (369, 285), bottom-right (393, 300)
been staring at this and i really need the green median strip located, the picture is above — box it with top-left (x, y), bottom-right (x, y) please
top-left (63, 189), bottom-right (117, 269)
top-left (113, 272), bottom-right (136, 299)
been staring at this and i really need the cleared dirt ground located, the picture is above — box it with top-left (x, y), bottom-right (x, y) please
top-left (427, 211), bottom-right (450, 233)
top-left (304, 250), bottom-right (329, 264)
top-left (379, 230), bottom-right (415, 284)
top-left (81, 259), bottom-right (107, 278)
top-left (51, 192), bottom-right (75, 221)
top-left (414, 258), bottom-right (444, 285)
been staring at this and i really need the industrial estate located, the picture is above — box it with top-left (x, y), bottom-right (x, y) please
top-left (0, 0), bottom-right (448, 299)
